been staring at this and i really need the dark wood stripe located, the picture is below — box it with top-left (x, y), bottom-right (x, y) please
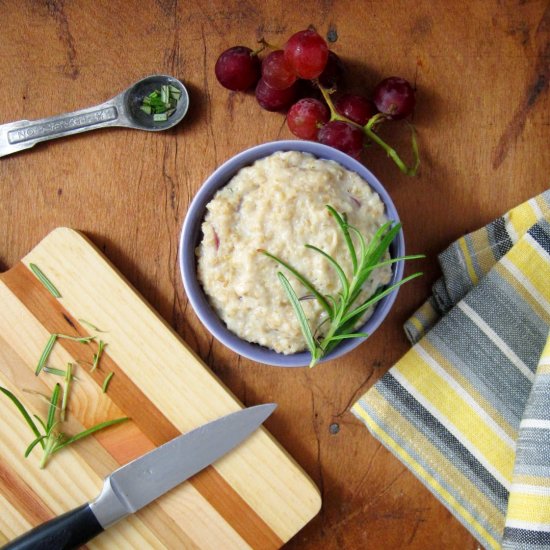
top-left (0, 461), bottom-right (91, 550)
top-left (0, 460), bottom-right (54, 526)
top-left (2, 262), bottom-right (283, 549)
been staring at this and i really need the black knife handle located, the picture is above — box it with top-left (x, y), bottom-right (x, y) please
top-left (2, 503), bottom-right (103, 550)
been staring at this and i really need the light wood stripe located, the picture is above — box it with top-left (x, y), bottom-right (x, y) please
top-left (1, 262), bottom-right (283, 549)
top-left (0, 492), bottom-right (33, 546)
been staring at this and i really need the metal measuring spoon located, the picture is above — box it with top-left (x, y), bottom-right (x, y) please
top-left (0, 75), bottom-right (189, 158)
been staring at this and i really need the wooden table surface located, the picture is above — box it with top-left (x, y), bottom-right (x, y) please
top-left (0, 1), bottom-right (548, 548)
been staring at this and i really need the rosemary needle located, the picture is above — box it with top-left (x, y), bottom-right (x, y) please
top-left (29, 263), bottom-right (61, 298)
top-left (36, 333), bottom-right (93, 376)
top-left (78, 319), bottom-right (106, 333)
top-left (102, 372), bottom-right (114, 393)
top-left (43, 366), bottom-right (67, 377)
top-left (61, 363), bottom-right (72, 421)
top-left (52, 417), bottom-right (128, 454)
top-left (56, 334), bottom-right (96, 343)
top-left (91, 340), bottom-right (106, 372)
top-left (36, 334), bottom-right (57, 375)
top-left (46, 384), bottom-right (60, 432)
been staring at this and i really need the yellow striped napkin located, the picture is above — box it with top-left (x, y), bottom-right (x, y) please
top-left (352, 190), bottom-right (550, 549)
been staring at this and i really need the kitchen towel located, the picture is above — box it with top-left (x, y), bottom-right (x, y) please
top-left (352, 190), bottom-right (550, 550)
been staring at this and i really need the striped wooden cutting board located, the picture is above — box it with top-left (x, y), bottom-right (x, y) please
top-left (0, 227), bottom-right (321, 549)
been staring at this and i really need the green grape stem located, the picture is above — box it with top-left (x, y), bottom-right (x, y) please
top-left (317, 83), bottom-right (419, 176)
top-left (253, 37), bottom-right (280, 56)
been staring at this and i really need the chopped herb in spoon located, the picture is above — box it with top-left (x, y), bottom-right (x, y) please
top-left (140, 84), bottom-right (181, 121)
top-left (262, 205), bottom-right (424, 368)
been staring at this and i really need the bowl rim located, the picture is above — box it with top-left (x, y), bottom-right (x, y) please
top-left (179, 140), bottom-right (405, 367)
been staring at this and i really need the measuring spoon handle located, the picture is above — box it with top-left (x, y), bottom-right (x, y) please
top-left (0, 96), bottom-right (128, 158)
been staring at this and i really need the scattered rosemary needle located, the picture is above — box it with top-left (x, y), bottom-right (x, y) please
top-left (43, 366), bottom-right (67, 377)
top-left (263, 205), bottom-right (424, 368)
top-left (91, 340), bottom-right (106, 372)
top-left (56, 334), bottom-right (96, 343)
top-left (78, 319), bottom-right (106, 333)
top-left (102, 372), bottom-right (114, 393)
top-left (36, 334), bottom-right (57, 376)
top-left (29, 263), bottom-right (61, 298)
top-left (36, 333), bottom-right (94, 376)
top-left (61, 363), bottom-right (73, 421)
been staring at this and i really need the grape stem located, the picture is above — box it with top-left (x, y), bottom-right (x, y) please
top-left (316, 83), bottom-right (420, 176)
top-left (253, 37), bottom-right (280, 56)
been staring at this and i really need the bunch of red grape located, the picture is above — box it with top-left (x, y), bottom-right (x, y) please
top-left (215, 29), bottom-right (418, 174)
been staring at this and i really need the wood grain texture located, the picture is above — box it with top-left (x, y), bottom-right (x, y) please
top-left (0, 1), bottom-right (548, 548)
top-left (0, 229), bottom-right (320, 548)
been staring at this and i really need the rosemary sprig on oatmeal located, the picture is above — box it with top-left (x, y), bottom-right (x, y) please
top-left (262, 205), bottom-right (423, 367)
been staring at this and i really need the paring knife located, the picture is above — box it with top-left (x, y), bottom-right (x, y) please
top-left (3, 403), bottom-right (277, 550)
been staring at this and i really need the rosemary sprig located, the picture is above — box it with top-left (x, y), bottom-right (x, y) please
top-left (263, 205), bottom-right (424, 367)
top-left (29, 263), bottom-right (61, 298)
top-left (1, 383), bottom-right (128, 468)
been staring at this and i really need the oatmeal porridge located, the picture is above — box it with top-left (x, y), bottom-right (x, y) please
top-left (196, 150), bottom-right (393, 354)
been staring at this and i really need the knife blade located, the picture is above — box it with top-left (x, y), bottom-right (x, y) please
top-left (3, 403), bottom-right (277, 550)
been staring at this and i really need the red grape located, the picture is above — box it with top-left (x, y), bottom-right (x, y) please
top-left (318, 121), bottom-right (364, 158)
top-left (284, 29), bottom-right (329, 80)
top-left (319, 51), bottom-right (345, 88)
top-left (334, 94), bottom-right (375, 126)
top-left (215, 46), bottom-right (261, 91)
top-left (255, 78), bottom-right (297, 111)
top-left (373, 77), bottom-right (416, 119)
top-left (287, 98), bottom-right (330, 140)
top-left (262, 50), bottom-right (297, 90)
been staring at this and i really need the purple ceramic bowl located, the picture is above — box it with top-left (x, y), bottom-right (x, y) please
top-left (179, 140), bottom-right (405, 367)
